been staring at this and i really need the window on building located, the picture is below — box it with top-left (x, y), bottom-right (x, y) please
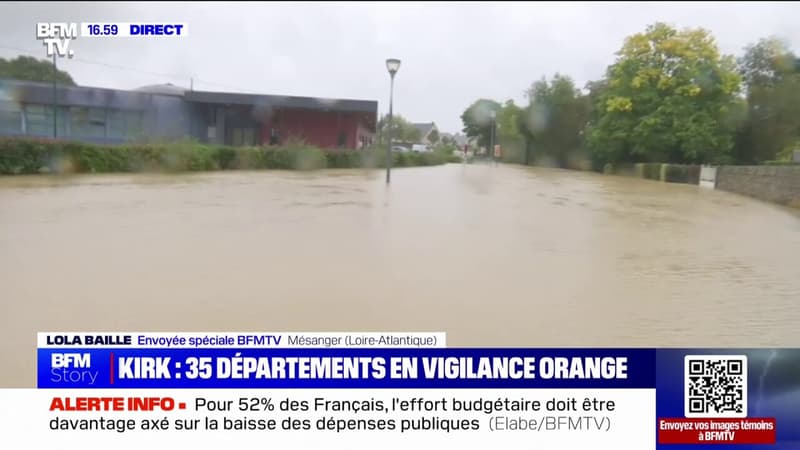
top-left (24, 104), bottom-right (49, 136)
top-left (231, 127), bottom-right (256, 146)
top-left (24, 104), bottom-right (67, 137)
top-left (232, 128), bottom-right (243, 146)
top-left (242, 128), bottom-right (255, 146)
top-left (57, 107), bottom-right (68, 136)
top-left (70, 106), bottom-right (106, 138)
top-left (107, 110), bottom-right (124, 139)
top-left (129, 111), bottom-right (143, 137)
top-left (107, 110), bottom-right (143, 139)
top-left (337, 131), bottom-right (347, 148)
top-left (0, 101), bottom-right (23, 134)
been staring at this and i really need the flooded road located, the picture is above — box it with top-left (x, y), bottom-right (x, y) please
top-left (1, 164), bottom-right (799, 386)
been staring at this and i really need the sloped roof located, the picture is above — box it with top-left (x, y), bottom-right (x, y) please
top-left (412, 122), bottom-right (437, 138)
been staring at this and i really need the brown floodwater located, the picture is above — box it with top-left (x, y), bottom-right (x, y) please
top-left (1, 164), bottom-right (799, 387)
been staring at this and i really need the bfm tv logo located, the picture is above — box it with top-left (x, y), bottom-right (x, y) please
top-left (36, 23), bottom-right (77, 58)
top-left (50, 353), bottom-right (99, 385)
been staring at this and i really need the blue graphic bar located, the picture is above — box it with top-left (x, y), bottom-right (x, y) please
top-left (35, 346), bottom-right (800, 449)
top-left (37, 348), bottom-right (654, 389)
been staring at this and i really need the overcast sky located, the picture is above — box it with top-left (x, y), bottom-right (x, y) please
top-left (2, 1), bottom-right (799, 133)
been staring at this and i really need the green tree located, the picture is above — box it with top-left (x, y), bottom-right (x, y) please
top-left (587, 23), bottom-right (741, 165)
top-left (584, 80), bottom-right (611, 169)
top-left (428, 128), bottom-right (439, 144)
top-left (495, 100), bottom-right (526, 164)
top-left (0, 56), bottom-right (76, 85)
top-left (377, 114), bottom-right (421, 144)
top-left (460, 99), bottom-right (502, 149)
top-left (521, 74), bottom-right (590, 168)
top-left (733, 37), bottom-right (800, 163)
top-left (497, 100), bottom-right (522, 135)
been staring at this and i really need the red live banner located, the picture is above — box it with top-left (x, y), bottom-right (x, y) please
top-left (658, 418), bottom-right (776, 444)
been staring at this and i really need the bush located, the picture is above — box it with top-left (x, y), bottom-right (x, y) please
top-left (228, 146), bottom-right (267, 169)
top-left (213, 146), bottom-right (237, 169)
top-left (420, 152), bottom-right (447, 166)
top-left (0, 137), bottom-right (451, 175)
top-left (284, 140), bottom-right (327, 171)
top-left (326, 151), bottom-right (362, 168)
top-left (0, 137), bottom-right (58, 174)
top-left (359, 147), bottom-right (389, 168)
top-left (432, 142), bottom-right (459, 157)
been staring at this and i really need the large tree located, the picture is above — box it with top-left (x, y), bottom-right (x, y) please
top-left (521, 74), bottom-right (590, 168)
top-left (377, 114), bottom-right (421, 144)
top-left (494, 100), bottom-right (526, 163)
top-left (460, 99), bottom-right (502, 149)
top-left (0, 56), bottom-right (76, 85)
top-left (733, 37), bottom-right (800, 163)
top-left (587, 23), bottom-right (741, 165)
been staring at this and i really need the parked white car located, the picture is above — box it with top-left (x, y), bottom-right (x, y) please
top-left (412, 144), bottom-right (431, 153)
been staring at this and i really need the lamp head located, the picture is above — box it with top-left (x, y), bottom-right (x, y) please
top-left (386, 58), bottom-right (401, 76)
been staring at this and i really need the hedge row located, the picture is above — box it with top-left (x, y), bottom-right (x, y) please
top-left (0, 138), bottom-right (452, 175)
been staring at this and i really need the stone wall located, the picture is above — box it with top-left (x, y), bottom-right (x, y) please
top-left (716, 166), bottom-right (800, 208)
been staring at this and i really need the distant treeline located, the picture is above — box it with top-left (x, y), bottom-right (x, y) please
top-left (460, 23), bottom-right (800, 170)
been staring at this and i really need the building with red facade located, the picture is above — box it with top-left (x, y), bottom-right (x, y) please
top-left (184, 89), bottom-right (378, 150)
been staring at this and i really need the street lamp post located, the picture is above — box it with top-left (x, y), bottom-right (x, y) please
top-left (489, 110), bottom-right (496, 163)
top-left (385, 58), bottom-right (401, 184)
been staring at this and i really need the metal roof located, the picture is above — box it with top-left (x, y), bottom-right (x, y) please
top-left (0, 78), bottom-right (378, 114)
top-left (0, 78), bottom-right (154, 110)
top-left (184, 90), bottom-right (377, 113)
